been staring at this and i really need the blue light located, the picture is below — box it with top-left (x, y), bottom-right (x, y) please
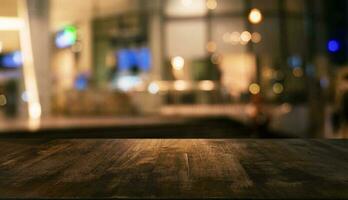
top-left (137, 48), bottom-right (151, 71)
top-left (117, 49), bottom-right (136, 71)
top-left (328, 40), bottom-right (340, 53)
top-left (74, 74), bottom-right (88, 90)
top-left (117, 48), bottom-right (152, 72)
top-left (287, 55), bottom-right (302, 69)
top-left (1, 51), bottom-right (22, 68)
top-left (55, 26), bottom-right (77, 49)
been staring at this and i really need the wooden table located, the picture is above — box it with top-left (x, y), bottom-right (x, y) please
top-left (0, 139), bottom-right (347, 199)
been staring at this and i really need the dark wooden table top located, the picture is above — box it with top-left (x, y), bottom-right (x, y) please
top-left (0, 139), bottom-right (347, 199)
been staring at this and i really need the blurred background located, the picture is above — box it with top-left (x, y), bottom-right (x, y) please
top-left (0, 0), bottom-right (348, 138)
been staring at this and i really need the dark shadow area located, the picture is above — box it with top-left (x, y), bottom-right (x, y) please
top-left (0, 117), bottom-right (292, 139)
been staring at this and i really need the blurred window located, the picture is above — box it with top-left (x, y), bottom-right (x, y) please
top-left (211, 0), bottom-right (244, 14)
top-left (211, 18), bottom-right (246, 53)
top-left (165, 0), bottom-right (207, 17)
top-left (165, 20), bottom-right (207, 59)
top-left (251, 0), bottom-right (279, 12)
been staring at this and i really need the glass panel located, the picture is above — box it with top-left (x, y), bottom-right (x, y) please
top-left (165, 0), bottom-right (207, 17)
top-left (251, 0), bottom-right (279, 11)
top-left (212, 0), bottom-right (244, 14)
top-left (165, 20), bottom-right (207, 59)
top-left (211, 17), bottom-right (246, 53)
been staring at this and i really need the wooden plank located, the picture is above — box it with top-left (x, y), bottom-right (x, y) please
top-left (0, 139), bottom-right (347, 199)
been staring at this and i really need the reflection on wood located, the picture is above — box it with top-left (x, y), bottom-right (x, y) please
top-left (0, 139), bottom-right (347, 199)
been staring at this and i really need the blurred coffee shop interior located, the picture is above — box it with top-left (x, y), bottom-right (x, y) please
top-left (1, 0), bottom-right (348, 138)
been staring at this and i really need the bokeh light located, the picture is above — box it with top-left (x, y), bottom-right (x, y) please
top-left (292, 68), bottom-right (303, 77)
top-left (148, 82), bottom-right (160, 94)
top-left (171, 56), bottom-right (185, 71)
top-left (0, 94), bottom-right (7, 106)
top-left (206, 41), bottom-right (217, 53)
top-left (273, 83), bottom-right (284, 94)
top-left (241, 31), bottom-right (252, 43)
top-left (174, 80), bottom-right (188, 91)
top-left (327, 40), bottom-right (340, 53)
top-left (249, 83), bottom-right (260, 95)
top-left (248, 8), bottom-right (263, 24)
top-left (199, 80), bottom-right (215, 91)
top-left (206, 0), bottom-right (217, 10)
top-left (251, 32), bottom-right (262, 43)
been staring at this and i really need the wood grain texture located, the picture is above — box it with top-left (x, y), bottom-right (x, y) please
top-left (0, 139), bottom-right (347, 199)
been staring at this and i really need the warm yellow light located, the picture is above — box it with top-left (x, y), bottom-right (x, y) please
top-left (206, 41), bottom-right (217, 53)
top-left (174, 80), bottom-right (188, 91)
top-left (0, 42), bottom-right (3, 53)
top-left (249, 83), bottom-right (260, 95)
top-left (241, 31), bottom-right (252, 43)
top-left (263, 67), bottom-right (273, 79)
top-left (148, 82), bottom-right (160, 94)
top-left (28, 118), bottom-right (40, 131)
top-left (171, 56), bottom-right (185, 71)
top-left (251, 32), bottom-right (262, 43)
top-left (273, 83), bottom-right (284, 94)
top-left (230, 32), bottom-right (240, 44)
top-left (206, 0), bottom-right (217, 10)
top-left (199, 80), bottom-right (215, 91)
top-left (0, 94), bottom-right (7, 106)
top-left (248, 8), bottom-right (263, 24)
top-left (292, 68), bottom-right (303, 77)
top-left (0, 17), bottom-right (24, 30)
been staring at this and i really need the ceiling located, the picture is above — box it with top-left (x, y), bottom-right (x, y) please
top-left (50, 0), bottom-right (139, 31)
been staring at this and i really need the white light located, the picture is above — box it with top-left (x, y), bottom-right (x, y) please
top-left (248, 8), bottom-right (263, 24)
top-left (0, 17), bottom-right (24, 30)
top-left (241, 31), bottom-right (252, 43)
top-left (0, 42), bottom-right (3, 53)
top-left (199, 80), bottom-right (215, 91)
top-left (18, 0), bottom-right (42, 121)
top-left (29, 102), bottom-right (41, 120)
top-left (171, 56), bottom-right (185, 71)
top-left (174, 80), bottom-right (188, 91)
top-left (148, 82), bottom-right (160, 94)
top-left (181, 0), bottom-right (192, 7)
top-left (21, 91), bottom-right (29, 102)
top-left (116, 76), bottom-right (142, 92)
